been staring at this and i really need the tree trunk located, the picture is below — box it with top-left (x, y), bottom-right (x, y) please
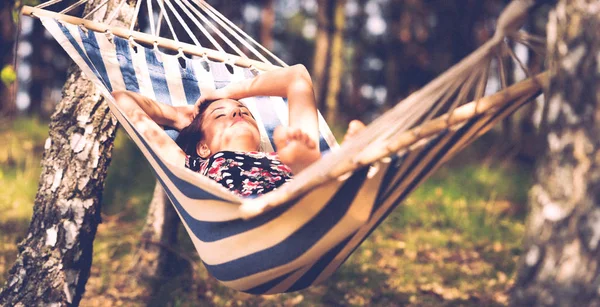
top-left (347, 0), bottom-right (367, 121)
top-left (28, 19), bottom-right (49, 117)
top-left (0, 1), bottom-right (136, 306)
top-left (0, 0), bottom-right (17, 117)
top-left (260, 0), bottom-right (274, 50)
top-left (512, 1), bottom-right (600, 306)
top-left (312, 0), bottom-right (334, 111)
top-left (131, 182), bottom-right (181, 285)
top-left (324, 0), bottom-right (345, 127)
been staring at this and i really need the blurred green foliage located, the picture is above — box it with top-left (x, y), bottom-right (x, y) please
top-left (12, 0), bottom-right (41, 23)
top-left (1, 65), bottom-right (17, 87)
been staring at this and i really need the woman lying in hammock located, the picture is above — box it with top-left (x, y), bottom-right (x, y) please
top-left (112, 64), bottom-right (364, 197)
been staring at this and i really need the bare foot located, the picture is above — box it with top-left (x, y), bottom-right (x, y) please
top-left (273, 126), bottom-right (321, 174)
top-left (343, 120), bottom-right (366, 143)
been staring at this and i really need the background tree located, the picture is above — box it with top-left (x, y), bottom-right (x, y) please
top-left (0, 0), bottom-right (18, 117)
top-left (324, 0), bottom-right (345, 126)
top-left (512, 0), bottom-right (600, 305)
top-left (129, 182), bottom-right (184, 301)
top-left (312, 0), bottom-right (335, 113)
top-left (26, 19), bottom-right (69, 118)
top-left (260, 0), bottom-right (275, 50)
top-left (0, 0), bottom-right (136, 305)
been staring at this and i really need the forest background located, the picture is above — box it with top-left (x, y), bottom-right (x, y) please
top-left (0, 0), bottom-right (563, 306)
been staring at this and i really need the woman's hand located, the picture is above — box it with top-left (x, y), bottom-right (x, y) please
top-left (172, 87), bottom-right (225, 131)
top-left (172, 105), bottom-right (197, 131)
top-left (194, 86), bottom-right (223, 109)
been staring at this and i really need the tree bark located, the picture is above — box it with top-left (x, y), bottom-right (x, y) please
top-left (512, 1), bottom-right (600, 306)
top-left (312, 0), bottom-right (334, 111)
top-left (0, 1), bottom-right (136, 306)
top-left (324, 0), bottom-right (346, 127)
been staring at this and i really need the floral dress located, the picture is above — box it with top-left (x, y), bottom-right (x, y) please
top-left (186, 151), bottom-right (293, 197)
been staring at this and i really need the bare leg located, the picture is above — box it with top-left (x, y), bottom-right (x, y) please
top-left (273, 126), bottom-right (321, 174)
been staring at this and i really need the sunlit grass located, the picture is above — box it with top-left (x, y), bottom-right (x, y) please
top-left (103, 130), bottom-right (155, 220)
top-left (0, 117), bottom-right (48, 280)
top-left (0, 117), bottom-right (47, 224)
top-left (0, 117), bottom-right (531, 306)
top-left (402, 162), bottom-right (529, 243)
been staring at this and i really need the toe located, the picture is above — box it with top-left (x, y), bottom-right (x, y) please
top-left (348, 120), bottom-right (365, 135)
top-left (344, 120), bottom-right (366, 143)
top-left (273, 126), bottom-right (289, 148)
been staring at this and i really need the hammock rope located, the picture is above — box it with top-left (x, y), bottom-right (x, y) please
top-left (172, 0), bottom-right (219, 52)
top-left (128, 0), bottom-right (142, 31)
top-left (199, 0), bottom-right (288, 67)
top-left (59, 0), bottom-right (87, 14)
top-left (22, 0), bottom-right (546, 294)
top-left (156, 0), bottom-right (179, 42)
top-left (186, 0), bottom-right (250, 59)
top-left (35, 0), bottom-right (63, 9)
top-left (194, 0), bottom-right (271, 64)
top-left (105, 0), bottom-right (126, 24)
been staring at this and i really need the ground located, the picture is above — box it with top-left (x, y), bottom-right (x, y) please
top-left (0, 117), bottom-right (530, 306)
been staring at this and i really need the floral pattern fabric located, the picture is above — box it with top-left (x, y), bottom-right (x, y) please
top-left (186, 151), bottom-right (293, 197)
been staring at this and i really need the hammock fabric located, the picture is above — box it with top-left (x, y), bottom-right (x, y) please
top-left (24, 0), bottom-right (546, 294)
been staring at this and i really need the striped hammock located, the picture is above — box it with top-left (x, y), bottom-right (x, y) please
top-left (23, 0), bottom-right (547, 294)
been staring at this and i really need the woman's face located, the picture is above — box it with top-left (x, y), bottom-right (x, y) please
top-left (200, 99), bottom-right (261, 154)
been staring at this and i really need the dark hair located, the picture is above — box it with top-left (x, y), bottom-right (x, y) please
top-left (175, 100), bottom-right (216, 159)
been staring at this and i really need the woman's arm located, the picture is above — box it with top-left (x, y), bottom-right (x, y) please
top-left (111, 90), bottom-right (187, 164)
top-left (112, 91), bottom-right (195, 131)
top-left (198, 64), bottom-right (320, 149)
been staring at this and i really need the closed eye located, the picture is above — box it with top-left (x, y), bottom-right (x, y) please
top-left (241, 110), bottom-right (255, 119)
top-left (216, 114), bottom-right (225, 119)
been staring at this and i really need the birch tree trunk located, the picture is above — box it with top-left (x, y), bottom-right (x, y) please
top-left (0, 1), bottom-right (136, 306)
top-left (512, 1), bottom-right (600, 305)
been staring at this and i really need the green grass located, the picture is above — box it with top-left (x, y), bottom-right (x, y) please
top-left (0, 117), bottom-right (50, 280)
top-left (0, 117), bottom-right (531, 306)
top-left (0, 117), bottom-right (47, 224)
top-left (402, 163), bottom-right (529, 243)
top-left (102, 129), bottom-right (156, 220)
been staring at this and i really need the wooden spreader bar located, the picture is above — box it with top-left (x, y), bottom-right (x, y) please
top-left (22, 5), bottom-right (282, 72)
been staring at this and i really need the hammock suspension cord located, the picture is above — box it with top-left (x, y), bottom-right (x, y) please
top-left (36, 0), bottom-right (291, 66)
